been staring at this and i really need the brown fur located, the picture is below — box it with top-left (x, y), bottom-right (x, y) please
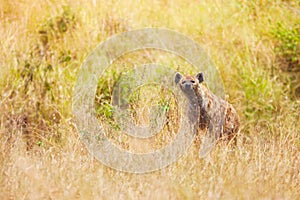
top-left (175, 72), bottom-right (240, 156)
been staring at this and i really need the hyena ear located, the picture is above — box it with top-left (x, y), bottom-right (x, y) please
top-left (175, 72), bottom-right (182, 84)
top-left (196, 72), bottom-right (204, 83)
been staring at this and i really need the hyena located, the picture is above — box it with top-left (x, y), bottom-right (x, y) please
top-left (175, 72), bottom-right (240, 157)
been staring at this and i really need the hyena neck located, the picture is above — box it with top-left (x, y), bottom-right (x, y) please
top-left (186, 92), bottom-right (199, 107)
top-left (192, 84), bottom-right (207, 109)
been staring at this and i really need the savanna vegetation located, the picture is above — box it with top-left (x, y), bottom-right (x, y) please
top-left (0, 0), bottom-right (299, 199)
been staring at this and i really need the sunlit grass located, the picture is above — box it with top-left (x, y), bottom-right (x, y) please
top-left (1, 0), bottom-right (300, 199)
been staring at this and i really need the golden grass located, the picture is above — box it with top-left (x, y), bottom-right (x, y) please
top-left (1, 0), bottom-right (300, 199)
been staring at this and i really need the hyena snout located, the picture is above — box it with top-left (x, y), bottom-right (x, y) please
top-left (181, 81), bottom-right (195, 90)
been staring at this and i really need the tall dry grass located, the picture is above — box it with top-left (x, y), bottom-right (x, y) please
top-left (1, 0), bottom-right (300, 199)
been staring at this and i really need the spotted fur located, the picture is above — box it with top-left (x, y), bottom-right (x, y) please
top-left (175, 72), bottom-right (240, 156)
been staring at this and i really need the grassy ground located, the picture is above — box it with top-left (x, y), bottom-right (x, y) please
top-left (1, 0), bottom-right (300, 199)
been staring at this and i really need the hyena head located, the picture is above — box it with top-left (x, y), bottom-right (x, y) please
top-left (174, 72), bottom-right (204, 99)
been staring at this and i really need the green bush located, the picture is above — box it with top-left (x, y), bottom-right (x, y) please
top-left (272, 22), bottom-right (300, 98)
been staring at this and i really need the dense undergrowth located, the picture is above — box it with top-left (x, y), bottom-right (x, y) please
top-left (0, 0), bottom-right (299, 199)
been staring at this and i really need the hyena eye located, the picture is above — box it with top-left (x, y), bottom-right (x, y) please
top-left (191, 80), bottom-right (195, 84)
top-left (182, 81), bottom-right (186, 84)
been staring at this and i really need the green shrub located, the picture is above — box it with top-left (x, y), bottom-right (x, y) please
top-left (272, 22), bottom-right (300, 98)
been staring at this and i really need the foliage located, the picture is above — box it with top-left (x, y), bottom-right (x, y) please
top-left (272, 22), bottom-right (300, 98)
top-left (0, 0), bottom-right (299, 199)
